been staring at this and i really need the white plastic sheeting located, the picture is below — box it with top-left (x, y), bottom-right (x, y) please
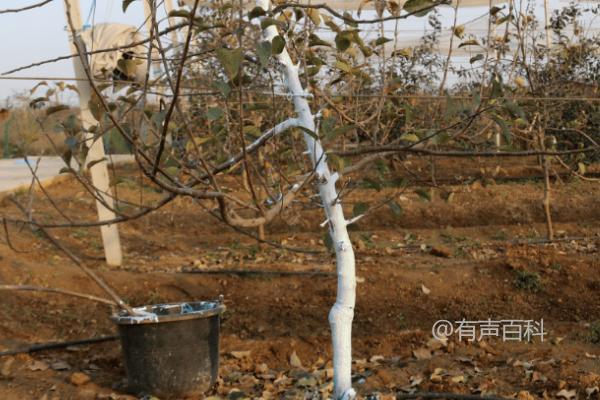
top-left (80, 23), bottom-right (147, 82)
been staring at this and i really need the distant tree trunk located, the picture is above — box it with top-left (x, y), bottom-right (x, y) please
top-left (538, 128), bottom-right (554, 240)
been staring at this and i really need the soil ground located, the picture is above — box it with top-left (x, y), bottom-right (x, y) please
top-left (0, 156), bottom-right (598, 400)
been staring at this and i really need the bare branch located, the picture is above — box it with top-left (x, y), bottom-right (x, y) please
top-left (0, 285), bottom-right (115, 306)
top-left (0, 0), bottom-right (53, 14)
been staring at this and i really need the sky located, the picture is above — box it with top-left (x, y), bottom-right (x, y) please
top-left (0, 0), bottom-right (596, 102)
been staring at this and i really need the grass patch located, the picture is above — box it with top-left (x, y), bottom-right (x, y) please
top-left (590, 320), bottom-right (600, 343)
top-left (514, 270), bottom-right (542, 292)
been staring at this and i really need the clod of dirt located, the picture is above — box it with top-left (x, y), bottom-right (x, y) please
top-left (430, 245), bottom-right (452, 258)
top-left (50, 360), bottom-right (71, 371)
top-left (230, 350), bottom-right (251, 359)
top-left (69, 371), bottom-right (91, 386)
top-left (1, 357), bottom-right (14, 376)
top-left (28, 360), bottom-right (49, 372)
top-left (254, 363), bottom-right (269, 374)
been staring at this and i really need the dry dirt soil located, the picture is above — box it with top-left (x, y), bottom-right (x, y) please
top-left (0, 157), bottom-right (598, 400)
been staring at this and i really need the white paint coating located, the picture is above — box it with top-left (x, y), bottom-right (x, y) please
top-left (256, 2), bottom-right (357, 398)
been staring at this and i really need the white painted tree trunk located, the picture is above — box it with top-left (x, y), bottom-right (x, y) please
top-left (256, 1), bottom-right (357, 398)
top-left (63, 0), bottom-right (123, 267)
top-left (543, 0), bottom-right (552, 50)
top-left (164, 0), bottom-right (180, 49)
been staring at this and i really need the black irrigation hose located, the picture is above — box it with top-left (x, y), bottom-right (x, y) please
top-left (396, 392), bottom-right (510, 400)
top-left (0, 335), bottom-right (119, 357)
top-left (180, 268), bottom-right (335, 277)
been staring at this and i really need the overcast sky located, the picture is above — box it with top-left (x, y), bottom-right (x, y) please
top-left (0, 0), bottom-right (594, 102)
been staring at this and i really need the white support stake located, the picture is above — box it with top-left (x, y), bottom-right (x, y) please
top-left (63, 0), bottom-right (123, 267)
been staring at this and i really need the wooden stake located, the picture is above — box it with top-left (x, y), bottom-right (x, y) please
top-left (538, 129), bottom-right (554, 241)
top-left (62, 0), bottom-right (122, 267)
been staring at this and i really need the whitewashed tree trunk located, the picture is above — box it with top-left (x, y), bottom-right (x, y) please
top-left (164, 0), bottom-right (180, 49)
top-left (543, 0), bottom-right (552, 50)
top-left (63, 0), bottom-right (123, 267)
top-left (256, 1), bottom-right (357, 398)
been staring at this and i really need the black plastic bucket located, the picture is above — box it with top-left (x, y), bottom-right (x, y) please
top-left (111, 300), bottom-right (225, 399)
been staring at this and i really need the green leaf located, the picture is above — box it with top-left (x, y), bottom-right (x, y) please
top-left (307, 8), bottom-right (321, 25)
top-left (415, 188), bottom-right (431, 202)
top-left (271, 35), bottom-right (286, 54)
top-left (400, 133), bottom-right (420, 142)
top-left (490, 6), bottom-right (502, 15)
top-left (503, 100), bottom-right (526, 119)
top-left (248, 6), bottom-right (266, 19)
top-left (404, 0), bottom-right (440, 17)
top-left (151, 110), bottom-right (167, 128)
top-left (260, 18), bottom-right (279, 30)
top-left (46, 104), bottom-right (70, 116)
top-left (331, 124), bottom-right (355, 138)
top-left (29, 97), bottom-right (48, 108)
top-left (335, 60), bottom-right (352, 73)
top-left (469, 53), bottom-right (484, 64)
top-left (242, 125), bottom-right (261, 138)
top-left (491, 114), bottom-right (511, 145)
top-left (87, 157), bottom-right (107, 169)
top-left (64, 136), bottom-right (78, 151)
top-left (122, 0), bottom-right (135, 12)
top-left (88, 92), bottom-right (103, 121)
top-left (29, 81), bottom-right (48, 95)
top-left (458, 39), bottom-right (480, 48)
top-left (297, 126), bottom-right (319, 141)
top-left (308, 33), bottom-right (332, 47)
top-left (375, 159), bottom-right (389, 174)
top-left (206, 107), bottom-right (224, 121)
top-left (306, 65), bottom-right (322, 76)
top-left (491, 76), bottom-right (504, 98)
top-left (388, 201), bottom-right (403, 217)
top-left (212, 81), bottom-right (231, 97)
top-left (59, 166), bottom-right (75, 174)
top-left (216, 47), bottom-right (243, 80)
top-left (335, 31), bottom-right (353, 51)
top-left (343, 11), bottom-right (358, 27)
top-left (328, 153), bottom-right (345, 172)
top-left (168, 9), bottom-right (190, 18)
top-left (353, 202), bottom-right (369, 217)
top-left (363, 178), bottom-right (382, 191)
top-left (392, 47), bottom-right (413, 58)
top-left (496, 15), bottom-right (512, 25)
top-left (257, 41), bottom-right (272, 67)
top-left (374, 37), bottom-right (392, 46)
